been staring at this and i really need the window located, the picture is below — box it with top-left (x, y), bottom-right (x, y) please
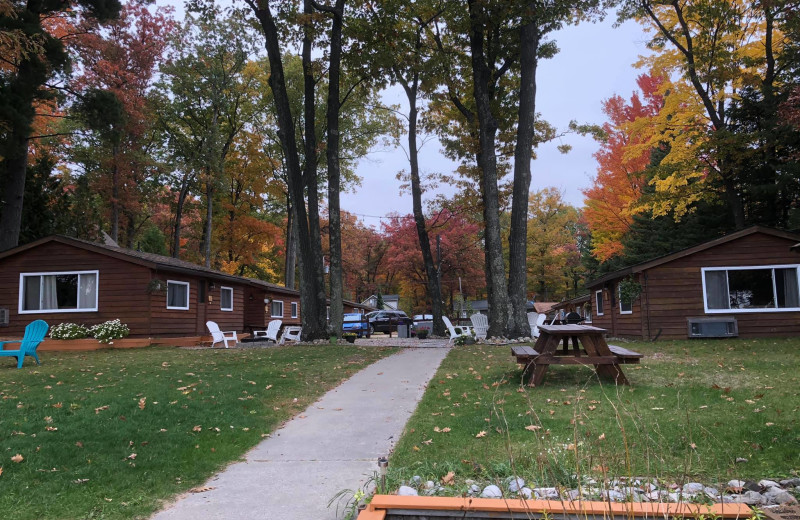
top-left (595, 290), bottom-right (604, 316)
top-left (619, 285), bottom-right (632, 314)
top-left (167, 280), bottom-right (190, 310)
top-left (270, 300), bottom-right (284, 318)
top-left (291, 301), bottom-right (298, 318)
top-left (19, 271), bottom-right (99, 314)
top-left (702, 265), bottom-right (800, 313)
top-left (584, 303), bottom-right (592, 323)
top-left (220, 286), bottom-right (233, 311)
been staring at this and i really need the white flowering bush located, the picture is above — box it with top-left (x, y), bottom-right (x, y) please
top-left (50, 322), bottom-right (90, 340)
top-left (89, 319), bottom-right (130, 344)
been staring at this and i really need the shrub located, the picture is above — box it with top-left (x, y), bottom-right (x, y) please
top-left (89, 319), bottom-right (130, 344)
top-left (50, 322), bottom-right (90, 340)
top-left (416, 329), bottom-right (429, 339)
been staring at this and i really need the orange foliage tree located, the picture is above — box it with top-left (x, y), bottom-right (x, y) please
top-left (582, 73), bottom-right (663, 262)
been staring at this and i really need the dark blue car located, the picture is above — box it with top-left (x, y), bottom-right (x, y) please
top-left (342, 313), bottom-right (372, 338)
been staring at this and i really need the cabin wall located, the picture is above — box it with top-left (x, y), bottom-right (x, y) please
top-left (0, 242), bottom-right (152, 337)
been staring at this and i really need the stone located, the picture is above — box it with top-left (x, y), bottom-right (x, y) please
top-left (468, 484), bottom-right (481, 496)
top-left (425, 480), bottom-right (435, 490)
top-left (398, 486), bottom-right (418, 496)
top-left (683, 482), bottom-right (705, 494)
top-left (728, 480), bottom-right (746, 489)
top-left (412, 475), bottom-right (422, 485)
top-left (534, 487), bottom-right (559, 499)
top-left (780, 478), bottom-right (800, 488)
top-left (519, 487), bottom-right (533, 499)
top-left (704, 487), bottom-right (720, 498)
top-left (507, 477), bottom-right (525, 493)
top-left (423, 488), bottom-right (438, 496)
top-left (764, 488), bottom-right (798, 505)
top-left (668, 493), bottom-right (681, 502)
top-left (759, 479), bottom-right (781, 489)
top-left (646, 491), bottom-right (661, 501)
top-left (481, 485), bottom-right (502, 498)
top-left (744, 481), bottom-right (762, 492)
top-left (603, 490), bottom-right (626, 502)
top-left (566, 489), bottom-right (581, 501)
top-left (733, 491), bottom-right (765, 505)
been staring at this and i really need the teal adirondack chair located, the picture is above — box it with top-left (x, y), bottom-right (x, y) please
top-left (0, 320), bottom-right (48, 369)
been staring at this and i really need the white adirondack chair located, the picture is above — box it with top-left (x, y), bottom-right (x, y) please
top-left (470, 313), bottom-right (489, 340)
top-left (527, 312), bottom-right (546, 338)
top-left (206, 321), bottom-right (238, 348)
top-left (254, 319), bottom-right (282, 343)
top-left (279, 326), bottom-right (302, 345)
top-left (442, 316), bottom-right (472, 345)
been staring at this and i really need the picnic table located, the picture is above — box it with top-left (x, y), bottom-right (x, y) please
top-left (511, 324), bottom-right (642, 387)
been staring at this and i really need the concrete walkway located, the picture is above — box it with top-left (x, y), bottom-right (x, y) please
top-left (152, 347), bottom-right (449, 520)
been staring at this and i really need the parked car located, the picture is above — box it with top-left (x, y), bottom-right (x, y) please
top-left (413, 314), bottom-right (433, 321)
top-left (366, 310), bottom-right (414, 334)
top-left (342, 313), bottom-right (371, 338)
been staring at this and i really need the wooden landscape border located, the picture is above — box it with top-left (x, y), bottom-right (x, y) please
top-left (0, 335), bottom-right (235, 351)
top-left (358, 496), bottom-right (753, 520)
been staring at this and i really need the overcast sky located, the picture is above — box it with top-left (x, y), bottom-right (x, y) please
top-left (341, 14), bottom-right (651, 227)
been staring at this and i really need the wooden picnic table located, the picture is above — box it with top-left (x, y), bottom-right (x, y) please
top-left (511, 324), bottom-right (641, 387)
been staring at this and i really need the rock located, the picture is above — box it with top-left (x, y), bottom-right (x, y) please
top-left (603, 490), bottom-right (626, 502)
top-left (519, 487), bottom-right (533, 499)
top-left (398, 486), bottom-right (418, 496)
top-left (425, 480), bottom-right (435, 490)
top-left (646, 491), bottom-right (661, 501)
top-left (481, 485), bottom-right (502, 498)
top-left (423, 487), bottom-right (438, 496)
top-left (683, 482), bottom-right (705, 494)
top-left (468, 484), bottom-right (481, 496)
top-left (764, 488), bottom-right (798, 505)
top-left (566, 489), bottom-right (581, 501)
top-left (534, 487), bottom-right (559, 499)
top-left (507, 477), bottom-right (525, 493)
top-left (412, 475), bottom-right (422, 485)
top-left (728, 480), bottom-right (746, 488)
top-left (759, 479), bottom-right (781, 489)
top-left (620, 486), bottom-right (644, 496)
top-left (736, 458), bottom-right (748, 463)
top-left (733, 491), bottom-right (765, 505)
top-left (744, 481), bottom-right (762, 492)
top-left (668, 493), bottom-right (681, 502)
top-left (704, 487), bottom-right (720, 498)
top-left (780, 478), bottom-right (800, 488)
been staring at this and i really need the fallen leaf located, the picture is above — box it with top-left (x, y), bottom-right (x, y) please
top-left (52, 402), bottom-right (62, 409)
top-left (72, 478), bottom-right (89, 484)
top-left (265, 385), bottom-right (273, 390)
top-left (44, 416), bottom-right (53, 423)
top-left (441, 471), bottom-right (455, 485)
top-left (192, 425), bottom-right (202, 432)
top-left (138, 398), bottom-right (146, 410)
top-left (94, 405), bottom-right (109, 414)
top-left (75, 441), bottom-right (83, 448)
top-left (126, 453), bottom-right (137, 460)
top-left (475, 431), bottom-right (487, 438)
top-left (0, 467), bottom-right (3, 477)
top-left (11, 454), bottom-right (23, 463)
top-left (598, 433), bottom-right (606, 441)
top-left (689, 443), bottom-right (697, 449)
top-left (45, 426), bottom-right (57, 431)
top-left (422, 439), bottom-right (433, 445)
top-left (588, 405), bottom-right (597, 411)
top-left (412, 446), bottom-right (420, 451)
top-left (524, 425), bottom-right (541, 432)
top-left (189, 486), bottom-right (215, 493)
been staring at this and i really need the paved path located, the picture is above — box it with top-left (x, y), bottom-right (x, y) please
top-left (151, 347), bottom-right (449, 520)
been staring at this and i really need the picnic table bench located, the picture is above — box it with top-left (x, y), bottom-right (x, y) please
top-left (511, 325), bottom-right (642, 387)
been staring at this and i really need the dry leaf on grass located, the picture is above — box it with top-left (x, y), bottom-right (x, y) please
top-left (475, 431), bottom-right (487, 438)
top-left (189, 486), bottom-right (215, 493)
top-left (138, 398), bottom-right (146, 410)
top-left (598, 433), bottom-right (606, 440)
top-left (72, 479), bottom-right (89, 484)
top-left (524, 425), bottom-right (541, 432)
top-left (0, 467), bottom-right (3, 477)
top-left (422, 439), bottom-right (433, 445)
top-left (441, 471), bottom-right (455, 485)
top-left (192, 425), bottom-right (202, 432)
top-left (11, 454), bottom-right (23, 463)
top-left (94, 405), bottom-right (109, 414)
top-left (45, 426), bottom-right (58, 431)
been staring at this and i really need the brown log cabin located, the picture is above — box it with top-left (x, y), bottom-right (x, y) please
top-left (0, 236), bottom-right (371, 340)
top-left (586, 226), bottom-right (800, 340)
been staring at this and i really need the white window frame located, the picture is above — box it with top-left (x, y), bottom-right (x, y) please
top-left (701, 265), bottom-right (800, 313)
top-left (595, 290), bottom-right (604, 316)
top-left (290, 301), bottom-right (298, 318)
top-left (220, 286), bottom-right (233, 312)
top-left (18, 270), bottom-right (100, 314)
top-left (271, 300), bottom-right (284, 318)
top-left (619, 285), bottom-right (633, 315)
top-left (166, 280), bottom-right (190, 310)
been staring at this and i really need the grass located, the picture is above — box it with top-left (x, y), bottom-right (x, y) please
top-left (0, 344), bottom-right (397, 519)
top-left (388, 338), bottom-right (800, 490)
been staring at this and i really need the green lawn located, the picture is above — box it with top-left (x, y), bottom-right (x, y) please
top-left (389, 338), bottom-right (800, 489)
top-left (0, 345), bottom-right (397, 519)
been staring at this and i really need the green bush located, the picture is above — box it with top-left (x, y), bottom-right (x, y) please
top-left (50, 322), bottom-right (90, 340)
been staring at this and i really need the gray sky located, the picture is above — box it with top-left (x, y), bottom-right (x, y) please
top-left (341, 15), bottom-right (651, 226)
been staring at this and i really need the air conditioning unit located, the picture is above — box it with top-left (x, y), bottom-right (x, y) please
top-left (0, 308), bottom-right (8, 327)
top-left (687, 316), bottom-right (738, 338)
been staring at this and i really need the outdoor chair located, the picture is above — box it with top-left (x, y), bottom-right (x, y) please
top-left (527, 312), bottom-right (546, 338)
top-left (0, 319), bottom-right (48, 369)
top-left (442, 316), bottom-right (472, 345)
top-left (206, 321), bottom-right (238, 348)
top-left (279, 326), bottom-right (302, 345)
top-left (254, 319), bottom-right (282, 343)
top-left (470, 313), bottom-right (488, 340)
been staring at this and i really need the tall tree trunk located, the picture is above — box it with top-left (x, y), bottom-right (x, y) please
top-left (204, 180), bottom-right (213, 268)
top-left (507, 15), bottom-right (539, 338)
top-left (323, 0), bottom-right (346, 337)
top-left (284, 194), bottom-right (297, 289)
top-left (172, 178), bottom-right (191, 258)
top-left (111, 144), bottom-right (120, 243)
top-left (397, 73), bottom-right (446, 336)
top-left (249, 0), bottom-right (328, 340)
top-left (468, 0), bottom-right (510, 338)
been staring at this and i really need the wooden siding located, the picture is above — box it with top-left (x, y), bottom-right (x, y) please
top-left (603, 232), bottom-right (800, 339)
top-left (0, 242), bottom-right (152, 337)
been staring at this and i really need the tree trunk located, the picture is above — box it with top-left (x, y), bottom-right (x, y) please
top-left (111, 143), bottom-right (120, 243)
top-left (0, 129), bottom-right (29, 252)
top-left (398, 74), bottom-right (446, 336)
top-left (172, 179), bottom-right (191, 258)
top-left (507, 16), bottom-right (539, 338)
top-left (468, 0), bottom-right (510, 338)
top-left (324, 0), bottom-right (346, 338)
top-left (204, 180), bottom-right (213, 268)
top-left (284, 194), bottom-right (297, 289)
top-left (250, 0), bottom-right (328, 340)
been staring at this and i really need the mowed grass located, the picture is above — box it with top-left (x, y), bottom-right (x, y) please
top-left (0, 345), bottom-right (397, 519)
top-left (389, 338), bottom-right (800, 488)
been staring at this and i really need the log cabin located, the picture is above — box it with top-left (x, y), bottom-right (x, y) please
top-left (0, 235), bottom-right (371, 342)
top-left (586, 226), bottom-right (800, 339)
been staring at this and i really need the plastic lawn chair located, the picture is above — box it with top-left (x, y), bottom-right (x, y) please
top-left (0, 320), bottom-right (48, 369)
